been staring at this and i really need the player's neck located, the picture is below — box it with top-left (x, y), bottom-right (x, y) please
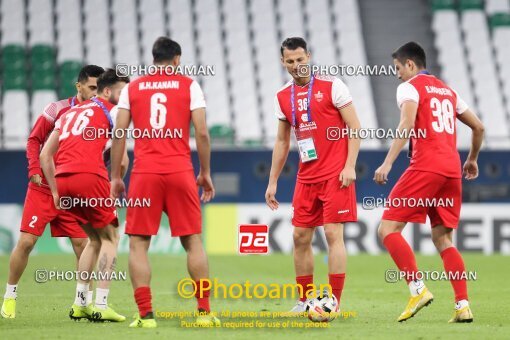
top-left (75, 94), bottom-right (84, 103)
top-left (293, 75), bottom-right (311, 87)
top-left (95, 95), bottom-right (109, 103)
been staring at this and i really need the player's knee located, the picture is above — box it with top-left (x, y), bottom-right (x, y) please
top-left (16, 235), bottom-right (37, 253)
top-left (129, 235), bottom-right (150, 252)
top-left (180, 234), bottom-right (202, 252)
top-left (71, 238), bottom-right (87, 257)
top-left (88, 237), bottom-right (102, 249)
top-left (432, 234), bottom-right (453, 252)
top-left (324, 228), bottom-right (342, 246)
top-left (293, 230), bottom-right (312, 248)
top-left (377, 222), bottom-right (397, 240)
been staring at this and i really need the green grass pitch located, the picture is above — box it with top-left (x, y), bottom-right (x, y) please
top-left (0, 254), bottom-right (508, 339)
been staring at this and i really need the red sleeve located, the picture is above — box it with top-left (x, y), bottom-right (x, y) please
top-left (26, 114), bottom-right (55, 178)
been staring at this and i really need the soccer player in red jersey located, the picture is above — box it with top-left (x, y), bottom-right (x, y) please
top-left (265, 37), bottom-right (361, 313)
top-left (40, 69), bottom-right (130, 322)
top-left (109, 37), bottom-right (218, 328)
top-left (374, 42), bottom-right (484, 323)
top-left (1, 65), bottom-right (104, 319)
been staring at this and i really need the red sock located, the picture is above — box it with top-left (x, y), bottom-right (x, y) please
top-left (134, 286), bottom-right (152, 318)
top-left (328, 273), bottom-right (345, 302)
top-left (195, 279), bottom-right (211, 312)
top-left (383, 232), bottom-right (419, 284)
top-left (440, 247), bottom-right (468, 302)
top-left (296, 275), bottom-right (313, 302)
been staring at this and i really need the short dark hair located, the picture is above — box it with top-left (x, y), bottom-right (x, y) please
top-left (280, 37), bottom-right (308, 56)
top-left (152, 37), bottom-right (182, 63)
top-left (391, 42), bottom-right (427, 68)
top-left (77, 65), bottom-right (105, 83)
top-left (97, 68), bottom-right (130, 93)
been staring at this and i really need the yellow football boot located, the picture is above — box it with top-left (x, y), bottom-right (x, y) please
top-left (397, 287), bottom-right (434, 322)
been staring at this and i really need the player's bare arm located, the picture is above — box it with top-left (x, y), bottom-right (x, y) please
top-left (27, 115), bottom-right (53, 186)
top-left (39, 130), bottom-right (61, 209)
top-left (120, 144), bottom-right (130, 179)
top-left (110, 107), bottom-right (132, 198)
top-left (338, 103), bottom-right (361, 188)
top-left (265, 119), bottom-right (291, 210)
top-left (191, 107), bottom-right (215, 203)
top-left (457, 108), bottom-right (485, 180)
top-left (374, 101), bottom-right (418, 184)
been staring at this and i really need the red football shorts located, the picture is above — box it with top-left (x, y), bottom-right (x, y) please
top-left (20, 187), bottom-right (87, 238)
top-left (125, 171), bottom-right (202, 237)
top-left (56, 173), bottom-right (118, 229)
top-left (382, 169), bottom-right (461, 228)
top-left (292, 175), bottom-right (357, 227)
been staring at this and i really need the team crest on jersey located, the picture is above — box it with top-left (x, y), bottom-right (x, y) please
top-left (301, 113), bottom-right (309, 122)
top-left (314, 91), bottom-right (323, 102)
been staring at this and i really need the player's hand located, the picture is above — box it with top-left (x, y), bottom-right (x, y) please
top-left (265, 183), bottom-right (279, 210)
top-left (463, 160), bottom-right (479, 180)
top-left (110, 177), bottom-right (125, 198)
top-left (197, 172), bottom-right (215, 203)
top-left (374, 162), bottom-right (392, 185)
top-left (339, 166), bottom-right (356, 188)
top-left (30, 174), bottom-right (42, 186)
top-left (52, 192), bottom-right (61, 210)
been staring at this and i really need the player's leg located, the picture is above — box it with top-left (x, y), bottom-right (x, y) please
top-left (69, 238), bottom-right (94, 304)
top-left (293, 226), bottom-right (315, 305)
top-left (321, 177), bottom-right (357, 307)
top-left (70, 237), bottom-right (87, 263)
top-left (128, 235), bottom-right (156, 327)
top-left (70, 223), bottom-right (101, 321)
top-left (93, 225), bottom-right (119, 308)
top-left (125, 173), bottom-right (161, 328)
top-left (161, 170), bottom-right (219, 326)
top-left (290, 181), bottom-right (322, 311)
top-left (7, 232), bottom-right (39, 288)
top-left (179, 234), bottom-right (211, 312)
top-left (89, 224), bottom-right (124, 322)
top-left (71, 173), bottom-right (124, 322)
top-left (52, 211), bottom-right (94, 306)
top-left (430, 177), bottom-right (472, 323)
top-left (1, 232), bottom-right (39, 318)
top-left (378, 220), bottom-right (419, 284)
top-left (323, 223), bottom-right (346, 305)
top-left (431, 224), bottom-right (472, 322)
top-left (2, 187), bottom-right (54, 319)
top-left (378, 170), bottom-right (444, 321)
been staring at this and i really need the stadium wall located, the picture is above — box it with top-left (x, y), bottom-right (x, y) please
top-left (0, 150), bottom-right (509, 254)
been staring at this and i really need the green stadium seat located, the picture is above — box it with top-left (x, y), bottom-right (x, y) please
top-left (209, 124), bottom-right (235, 144)
top-left (2, 69), bottom-right (27, 90)
top-left (59, 82), bottom-right (76, 99)
top-left (430, 0), bottom-right (455, 11)
top-left (30, 44), bottom-right (56, 73)
top-left (490, 13), bottom-right (510, 28)
top-left (243, 139), bottom-right (263, 147)
top-left (459, 0), bottom-right (484, 11)
top-left (60, 60), bottom-right (83, 75)
top-left (59, 61), bottom-right (83, 98)
top-left (1, 44), bottom-right (26, 72)
top-left (31, 70), bottom-right (56, 91)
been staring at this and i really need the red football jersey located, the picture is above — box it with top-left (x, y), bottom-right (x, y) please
top-left (275, 75), bottom-right (353, 184)
top-left (396, 73), bottom-right (468, 178)
top-left (54, 97), bottom-right (113, 180)
top-left (117, 73), bottom-right (206, 174)
top-left (27, 96), bottom-right (78, 194)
